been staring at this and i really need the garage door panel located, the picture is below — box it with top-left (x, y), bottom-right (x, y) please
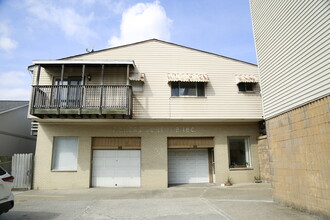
top-left (168, 149), bottom-right (209, 184)
top-left (95, 158), bottom-right (117, 166)
top-left (92, 150), bottom-right (140, 187)
top-left (129, 150), bottom-right (140, 157)
top-left (124, 158), bottom-right (140, 165)
top-left (94, 177), bottom-right (115, 187)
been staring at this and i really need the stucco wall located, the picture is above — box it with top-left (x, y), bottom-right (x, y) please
top-left (33, 122), bottom-right (261, 189)
top-left (267, 96), bottom-right (330, 217)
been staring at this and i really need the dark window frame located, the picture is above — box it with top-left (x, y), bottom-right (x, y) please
top-left (227, 136), bottom-right (252, 169)
top-left (52, 77), bottom-right (82, 107)
top-left (171, 82), bottom-right (205, 97)
top-left (238, 82), bottom-right (255, 92)
top-left (54, 76), bottom-right (82, 86)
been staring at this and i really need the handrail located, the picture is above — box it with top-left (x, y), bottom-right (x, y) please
top-left (31, 85), bottom-right (132, 115)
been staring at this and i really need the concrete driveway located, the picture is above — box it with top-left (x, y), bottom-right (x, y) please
top-left (1, 183), bottom-right (322, 220)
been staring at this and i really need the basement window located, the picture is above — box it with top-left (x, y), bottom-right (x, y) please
top-left (52, 137), bottom-right (78, 171)
top-left (171, 82), bottom-right (205, 97)
top-left (228, 137), bottom-right (251, 168)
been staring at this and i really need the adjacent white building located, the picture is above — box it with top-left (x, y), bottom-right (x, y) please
top-left (250, 0), bottom-right (330, 217)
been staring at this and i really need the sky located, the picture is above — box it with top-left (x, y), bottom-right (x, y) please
top-left (0, 0), bottom-right (257, 100)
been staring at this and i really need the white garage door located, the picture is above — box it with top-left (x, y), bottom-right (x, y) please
top-left (92, 150), bottom-right (140, 187)
top-left (168, 149), bottom-right (209, 184)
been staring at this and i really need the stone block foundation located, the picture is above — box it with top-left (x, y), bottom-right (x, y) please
top-left (266, 96), bottom-right (330, 218)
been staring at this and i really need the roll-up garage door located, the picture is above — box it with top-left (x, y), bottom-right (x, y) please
top-left (168, 137), bottom-right (214, 184)
top-left (92, 137), bottom-right (141, 187)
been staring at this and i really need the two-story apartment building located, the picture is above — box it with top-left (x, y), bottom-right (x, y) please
top-left (28, 39), bottom-right (263, 189)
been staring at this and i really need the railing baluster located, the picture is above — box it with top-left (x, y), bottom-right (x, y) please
top-left (31, 85), bottom-right (132, 116)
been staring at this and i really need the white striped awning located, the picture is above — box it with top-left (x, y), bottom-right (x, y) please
top-left (168, 73), bottom-right (209, 82)
top-left (235, 75), bottom-right (259, 84)
top-left (129, 73), bottom-right (145, 82)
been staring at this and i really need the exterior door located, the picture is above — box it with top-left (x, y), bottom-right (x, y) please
top-left (53, 77), bottom-right (82, 107)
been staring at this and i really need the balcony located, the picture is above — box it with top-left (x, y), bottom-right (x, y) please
top-left (31, 85), bottom-right (132, 118)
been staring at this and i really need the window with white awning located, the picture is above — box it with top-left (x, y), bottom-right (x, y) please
top-left (168, 73), bottom-right (209, 97)
top-left (235, 75), bottom-right (259, 92)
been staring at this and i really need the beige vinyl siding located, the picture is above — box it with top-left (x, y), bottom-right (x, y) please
top-left (250, 0), bottom-right (330, 119)
top-left (31, 40), bottom-right (262, 120)
top-left (33, 65), bottom-right (127, 85)
top-left (84, 66), bottom-right (127, 85)
top-left (32, 66), bottom-right (52, 85)
top-left (66, 40), bottom-right (262, 119)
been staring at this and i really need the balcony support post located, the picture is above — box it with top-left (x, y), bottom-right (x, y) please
top-left (31, 65), bottom-right (42, 115)
top-left (60, 64), bottom-right (64, 85)
top-left (36, 64), bottom-right (41, 86)
top-left (126, 65), bottom-right (130, 115)
top-left (57, 64), bottom-right (65, 115)
top-left (80, 64), bottom-right (85, 115)
top-left (99, 64), bottom-right (104, 115)
top-left (126, 64), bottom-right (130, 85)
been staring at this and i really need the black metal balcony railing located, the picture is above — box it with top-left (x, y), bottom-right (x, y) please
top-left (31, 85), bottom-right (132, 116)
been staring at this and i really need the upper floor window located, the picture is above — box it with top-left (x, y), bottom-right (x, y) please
top-left (235, 75), bottom-right (259, 92)
top-left (171, 82), bottom-right (205, 97)
top-left (237, 82), bottom-right (255, 92)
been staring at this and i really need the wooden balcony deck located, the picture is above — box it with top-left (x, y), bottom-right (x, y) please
top-left (31, 85), bottom-right (132, 118)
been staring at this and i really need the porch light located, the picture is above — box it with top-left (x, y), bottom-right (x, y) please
top-left (87, 73), bottom-right (92, 81)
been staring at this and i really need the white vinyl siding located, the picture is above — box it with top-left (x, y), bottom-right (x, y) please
top-left (251, 0), bottom-right (330, 119)
top-left (52, 137), bottom-right (78, 171)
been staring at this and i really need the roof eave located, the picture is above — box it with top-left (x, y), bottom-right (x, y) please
top-left (31, 60), bottom-right (136, 68)
top-left (59, 39), bottom-right (258, 66)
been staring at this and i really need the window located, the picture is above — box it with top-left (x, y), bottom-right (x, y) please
top-left (228, 137), bottom-right (251, 168)
top-left (238, 82), bottom-right (254, 92)
top-left (171, 82), bottom-right (205, 97)
top-left (131, 81), bottom-right (144, 92)
top-left (52, 137), bottom-right (78, 171)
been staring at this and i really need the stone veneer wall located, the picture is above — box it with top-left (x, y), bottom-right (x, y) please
top-left (266, 96), bottom-right (330, 218)
top-left (257, 136), bottom-right (270, 183)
